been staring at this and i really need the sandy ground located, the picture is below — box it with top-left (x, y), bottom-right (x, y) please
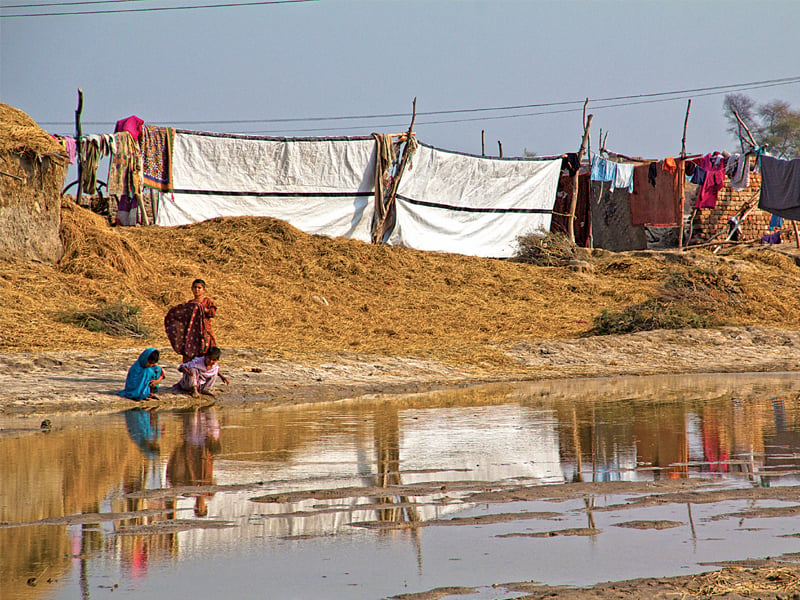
top-left (2, 324), bottom-right (800, 416)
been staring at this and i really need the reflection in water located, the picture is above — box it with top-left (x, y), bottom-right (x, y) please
top-left (167, 406), bottom-right (221, 517)
top-left (5, 372), bottom-right (800, 598)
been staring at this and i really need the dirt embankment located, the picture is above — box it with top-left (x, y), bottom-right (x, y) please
top-left (2, 201), bottom-right (800, 413)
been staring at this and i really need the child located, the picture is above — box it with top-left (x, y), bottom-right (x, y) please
top-left (119, 348), bottom-right (165, 401)
top-left (174, 346), bottom-right (230, 398)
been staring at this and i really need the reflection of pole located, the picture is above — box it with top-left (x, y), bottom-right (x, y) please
top-left (584, 495), bottom-right (596, 530)
top-left (571, 408), bottom-right (583, 482)
top-left (687, 503), bottom-right (696, 542)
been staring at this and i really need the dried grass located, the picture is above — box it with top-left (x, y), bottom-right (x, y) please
top-left (3, 204), bottom-right (800, 362)
top-left (0, 103), bottom-right (63, 156)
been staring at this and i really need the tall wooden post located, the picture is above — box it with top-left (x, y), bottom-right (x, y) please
top-left (481, 130), bottom-right (485, 156)
top-left (497, 140), bottom-right (503, 158)
top-left (75, 88), bottom-right (84, 203)
top-left (678, 99), bottom-right (691, 249)
top-left (568, 99), bottom-right (592, 243)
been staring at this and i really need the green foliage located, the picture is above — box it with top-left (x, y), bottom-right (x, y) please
top-left (514, 231), bottom-right (589, 266)
top-left (60, 302), bottom-right (150, 338)
top-left (590, 300), bottom-right (709, 335)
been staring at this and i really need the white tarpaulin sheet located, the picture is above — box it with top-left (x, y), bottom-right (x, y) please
top-left (388, 144), bottom-right (562, 257)
top-left (156, 131), bottom-right (377, 241)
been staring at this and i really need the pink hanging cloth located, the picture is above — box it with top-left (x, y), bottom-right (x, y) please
top-left (114, 115), bottom-right (144, 142)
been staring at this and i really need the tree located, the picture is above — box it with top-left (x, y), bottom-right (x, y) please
top-left (723, 94), bottom-right (800, 158)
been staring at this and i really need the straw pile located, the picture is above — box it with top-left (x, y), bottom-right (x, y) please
top-left (0, 103), bottom-right (63, 156)
top-left (2, 203), bottom-right (800, 363)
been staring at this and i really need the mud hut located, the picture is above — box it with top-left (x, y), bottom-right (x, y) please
top-left (0, 103), bottom-right (67, 263)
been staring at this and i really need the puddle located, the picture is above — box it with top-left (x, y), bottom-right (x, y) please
top-left (4, 372), bottom-right (800, 599)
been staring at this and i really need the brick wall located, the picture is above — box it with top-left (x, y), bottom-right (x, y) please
top-left (689, 161), bottom-right (775, 242)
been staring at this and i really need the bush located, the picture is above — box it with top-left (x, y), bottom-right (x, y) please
top-left (590, 299), bottom-right (709, 335)
top-left (60, 302), bottom-right (150, 338)
top-left (514, 231), bottom-right (589, 266)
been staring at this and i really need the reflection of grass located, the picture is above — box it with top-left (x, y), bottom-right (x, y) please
top-left (60, 302), bottom-right (149, 338)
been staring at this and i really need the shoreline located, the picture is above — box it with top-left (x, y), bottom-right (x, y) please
top-left (3, 324), bottom-right (800, 416)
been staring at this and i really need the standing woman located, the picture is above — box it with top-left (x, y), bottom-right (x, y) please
top-left (164, 279), bottom-right (218, 363)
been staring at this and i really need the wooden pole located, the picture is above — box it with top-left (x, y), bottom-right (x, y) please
top-left (793, 221), bottom-right (800, 249)
top-left (678, 99), bottom-right (691, 249)
top-left (568, 98), bottom-right (592, 243)
top-left (75, 87), bottom-right (84, 204)
top-left (733, 110), bottom-right (758, 149)
top-left (481, 130), bottom-right (485, 156)
top-left (497, 140), bottom-right (503, 158)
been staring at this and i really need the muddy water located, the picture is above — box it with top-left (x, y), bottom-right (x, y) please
top-left (5, 372), bottom-right (800, 600)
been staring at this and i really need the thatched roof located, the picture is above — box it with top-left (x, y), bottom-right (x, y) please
top-left (0, 102), bottom-right (64, 156)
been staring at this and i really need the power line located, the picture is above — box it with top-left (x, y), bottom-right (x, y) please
top-left (0, 0), bottom-right (316, 18)
top-left (228, 78), bottom-right (800, 135)
top-left (3, 0), bottom-right (152, 8)
top-left (37, 76), bottom-right (800, 132)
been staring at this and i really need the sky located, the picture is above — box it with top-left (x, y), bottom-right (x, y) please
top-left (2, 0), bottom-right (800, 161)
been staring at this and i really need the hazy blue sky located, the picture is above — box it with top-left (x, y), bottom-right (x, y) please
top-left (2, 0), bottom-right (799, 159)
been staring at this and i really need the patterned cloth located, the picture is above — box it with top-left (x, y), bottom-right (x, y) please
top-left (164, 298), bottom-right (217, 359)
top-left (142, 124), bottom-right (174, 191)
top-left (107, 131), bottom-right (143, 204)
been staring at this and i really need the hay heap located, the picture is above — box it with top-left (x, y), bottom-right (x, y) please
top-left (0, 103), bottom-right (67, 263)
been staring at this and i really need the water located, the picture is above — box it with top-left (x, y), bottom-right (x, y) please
top-left (4, 372), bottom-right (800, 599)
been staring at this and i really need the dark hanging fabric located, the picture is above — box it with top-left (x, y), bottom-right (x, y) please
top-left (647, 162), bottom-right (658, 187)
top-left (758, 155), bottom-right (800, 220)
top-left (561, 153), bottom-right (580, 176)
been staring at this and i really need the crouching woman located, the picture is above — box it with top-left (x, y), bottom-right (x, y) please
top-left (119, 348), bottom-right (165, 401)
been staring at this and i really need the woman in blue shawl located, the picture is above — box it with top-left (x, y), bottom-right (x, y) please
top-left (120, 348), bottom-right (165, 400)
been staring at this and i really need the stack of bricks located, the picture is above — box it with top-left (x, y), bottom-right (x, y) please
top-left (691, 160), bottom-right (776, 242)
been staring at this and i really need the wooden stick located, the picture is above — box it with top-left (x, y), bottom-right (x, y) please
top-left (568, 100), bottom-right (592, 243)
top-left (75, 87), bottom-right (84, 203)
top-left (0, 169), bottom-right (23, 181)
top-left (497, 140), bottom-right (503, 158)
top-left (481, 130), bottom-right (485, 156)
top-left (678, 99), bottom-right (691, 249)
top-left (793, 221), bottom-right (800, 249)
top-left (733, 109), bottom-right (758, 149)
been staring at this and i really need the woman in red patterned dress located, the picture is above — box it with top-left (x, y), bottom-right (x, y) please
top-left (164, 279), bottom-right (218, 363)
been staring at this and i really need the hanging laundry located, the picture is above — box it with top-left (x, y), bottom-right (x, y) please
top-left (758, 155), bottom-right (800, 220)
top-left (115, 115), bottom-right (144, 142)
top-left (561, 153), bottom-right (580, 176)
top-left (611, 162), bottom-right (634, 192)
top-left (647, 162), bottom-right (658, 186)
top-left (80, 137), bottom-right (102, 193)
top-left (590, 154), bottom-right (616, 182)
top-left (726, 153), bottom-right (750, 190)
top-left (663, 156), bottom-right (677, 174)
top-left (694, 153), bottom-right (725, 209)
top-left (769, 213), bottom-right (783, 230)
top-left (629, 161), bottom-right (681, 226)
top-left (108, 131), bottom-right (144, 224)
top-left (142, 124), bottom-right (175, 192)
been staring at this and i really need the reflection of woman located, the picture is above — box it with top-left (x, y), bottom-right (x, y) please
top-left (166, 406), bottom-right (221, 517)
top-left (164, 279), bottom-right (218, 363)
top-left (124, 407), bottom-right (162, 460)
top-left (119, 348), bottom-right (165, 400)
